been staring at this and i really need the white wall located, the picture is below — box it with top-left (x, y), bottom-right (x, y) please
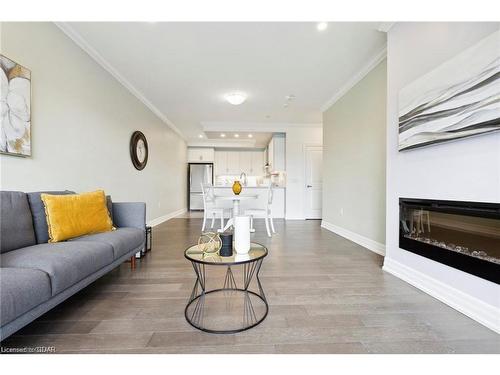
top-left (322, 60), bottom-right (386, 247)
top-left (0, 22), bottom-right (187, 222)
top-left (285, 126), bottom-right (323, 219)
top-left (384, 23), bottom-right (500, 329)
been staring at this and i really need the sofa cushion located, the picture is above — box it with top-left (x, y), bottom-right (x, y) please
top-left (1, 241), bottom-right (114, 296)
top-left (72, 227), bottom-right (144, 259)
top-left (0, 191), bottom-right (36, 253)
top-left (41, 190), bottom-right (114, 243)
top-left (0, 267), bottom-right (52, 326)
top-left (27, 190), bottom-right (75, 244)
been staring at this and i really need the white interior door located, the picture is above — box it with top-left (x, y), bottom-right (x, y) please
top-left (304, 146), bottom-right (323, 219)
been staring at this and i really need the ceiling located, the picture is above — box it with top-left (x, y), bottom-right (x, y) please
top-left (61, 22), bottom-right (386, 141)
top-left (205, 131), bottom-right (273, 148)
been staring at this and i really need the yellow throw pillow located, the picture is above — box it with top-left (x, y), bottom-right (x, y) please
top-left (41, 190), bottom-right (114, 243)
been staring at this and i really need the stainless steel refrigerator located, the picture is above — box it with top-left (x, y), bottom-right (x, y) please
top-left (188, 163), bottom-right (213, 210)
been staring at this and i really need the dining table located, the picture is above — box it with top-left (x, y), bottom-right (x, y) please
top-left (214, 194), bottom-right (258, 231)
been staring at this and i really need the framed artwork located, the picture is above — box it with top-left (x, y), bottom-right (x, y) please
top-left (1, 54), bottom-right (31, 157)
top-left (398, 30), bottom-right (499, 151)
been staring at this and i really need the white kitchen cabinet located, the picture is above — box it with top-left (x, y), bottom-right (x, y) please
top-left (250, 151), bottom-right (264, 175)
top-left (267, 136), bottom-right (285, 171)
top-left (267, 140), bottom-right (274, 171)
top-left (188, 147), bottom-right (215, 163)
top-left (238, 152), bottom-right (252, 174)
top-left (214, 151), bottom-right (227, 175)
top-left (214, 150), bottom-right (266, 176)
top-left (226, 151), bottom-right (240, 175)
top-left (273, 137), bottom-right (285, 171)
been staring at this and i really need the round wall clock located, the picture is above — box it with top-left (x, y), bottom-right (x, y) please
top-left (130, 131), bottom-right (149, 170)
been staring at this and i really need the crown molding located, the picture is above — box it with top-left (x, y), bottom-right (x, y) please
top-left (320, 46), bottom-right (387, 112)
top-left (377, 22), bottom-right (396, 33)
top-left (54, 22), bottom-right (186, 141)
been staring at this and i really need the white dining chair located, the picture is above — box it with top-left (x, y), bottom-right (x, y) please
top-left (244, 184), bottom-right (275, 237)
top-left (201, 183), bottom-right (231, 232)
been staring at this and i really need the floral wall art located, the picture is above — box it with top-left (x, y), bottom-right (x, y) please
top-left (1, 55), bottom-right (31, 156)
top-left (398, 30), bottom-right (500, 151)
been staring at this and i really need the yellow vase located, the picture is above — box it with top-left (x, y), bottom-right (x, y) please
top-left (232, 180), bottom-right (242, 195)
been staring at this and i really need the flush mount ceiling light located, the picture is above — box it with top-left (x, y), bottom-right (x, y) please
top-left (220, 133), bottom-right (226, 138)
top-left (234, 134), bottom-right (240, 138)
top-left (317, 22), bottom-right (328, 31)
top-left (224, 92), bottom-right (247, 105)
top-left (248, 134), bottom-right (253, 138)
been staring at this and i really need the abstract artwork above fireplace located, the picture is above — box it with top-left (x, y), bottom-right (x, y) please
top-left (399, 198), bottom-right (500, 284)
top-left (0, 54), bottom-right (31, 157)
top-left (398, 30), bottom-right (500, 151)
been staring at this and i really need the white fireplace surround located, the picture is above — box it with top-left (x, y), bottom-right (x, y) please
top-left (383, 23), bottom-right (500, 333)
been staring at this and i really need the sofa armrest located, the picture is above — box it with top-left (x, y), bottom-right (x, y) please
top-left (112, 202), bottom-right (146, 230)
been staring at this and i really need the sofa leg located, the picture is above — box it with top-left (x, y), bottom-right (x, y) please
top-left (130, 256), bottom-right (136, 270)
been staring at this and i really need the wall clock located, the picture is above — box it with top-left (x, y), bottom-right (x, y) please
top-left (130, 131), bottom-right (148, 170)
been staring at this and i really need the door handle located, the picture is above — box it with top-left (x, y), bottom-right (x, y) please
top-left (306, 185), bottom-right (312, 188)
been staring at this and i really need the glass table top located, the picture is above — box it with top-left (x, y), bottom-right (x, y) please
top-left (184, 242), bottom-right (267, 265)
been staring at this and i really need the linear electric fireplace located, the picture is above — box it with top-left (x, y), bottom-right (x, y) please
top-left (399, 198), bottom-right (500, 284)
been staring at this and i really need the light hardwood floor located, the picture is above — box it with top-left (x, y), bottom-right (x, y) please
top-left (2, 218), bottom-right (499, 353)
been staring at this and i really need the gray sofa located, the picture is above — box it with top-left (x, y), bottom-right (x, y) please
top-left (0, 191), bottom-right (146, 340)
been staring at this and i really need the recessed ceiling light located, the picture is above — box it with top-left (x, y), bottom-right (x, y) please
top-left (317, 22), bottom-right (328, 31)
top-left (220, 133), bottom-right (226, 138)
top-left (224, 92), bottom-right (247, 105)
top-left (248, 134), bottom-right (253, 138)
top-left (234, 134), bottom-right (240, 138)
top-left (198, 134), bottom-right (203, 138)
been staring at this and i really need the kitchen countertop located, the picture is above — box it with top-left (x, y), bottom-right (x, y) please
top-left (213, 185), bottom-right (285, 189)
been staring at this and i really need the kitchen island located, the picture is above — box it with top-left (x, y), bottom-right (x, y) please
top-left (213, 186), bottom-right (285, 218)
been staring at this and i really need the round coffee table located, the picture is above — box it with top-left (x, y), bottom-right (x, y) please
top-left (184, 242), bottom-right (268, 334)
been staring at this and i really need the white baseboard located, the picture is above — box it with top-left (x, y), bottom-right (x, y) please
top-left (147, 208), bottom-right (187, 227)
top-left (321, 220), bottom-right (386, 256)
top-left (383, 257), bottom-right (500, 334)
